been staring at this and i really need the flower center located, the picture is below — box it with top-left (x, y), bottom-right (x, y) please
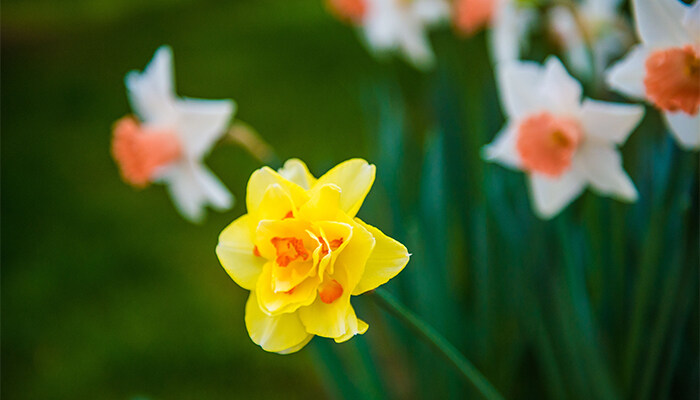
top-left (112, 116), bottom-right (182, 187)
top-left (644, 45), bottom-right (700, 115)
top-left (318, 278), bottom-right (343, 304)
top-left (516, 112), bottom-right (582, 177)
top-left (327, 0), bottom-right (366, 23)
top-left (270, 236), bottom-right (310, 267)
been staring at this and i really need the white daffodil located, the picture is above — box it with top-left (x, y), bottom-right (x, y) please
top-left (112, 46), bottom-right (235, 222)
top-left (549, 0), bottom-right (633, 79)
top-left (330, 0), bottom-right (450, 69)
top-left (484, 57), bottom-right (644, 219)
top-left (606, 0), bottom-right (700, 150)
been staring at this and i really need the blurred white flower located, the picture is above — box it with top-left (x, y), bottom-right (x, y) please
top-left (606, 0), bottom-right (700, 150)
top-left (329, 0), bottom-right (451, 69)
top-left (484, 57), bottom-right (644, 218)
top-left (549, 0), bottom-right (633, 79)
top-left (112, 46), bottom-right (235, 222)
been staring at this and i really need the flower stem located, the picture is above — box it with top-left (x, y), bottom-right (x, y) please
top-left (370, 288), bottom-right (505, 400)
top-left (226, 121), bottom-right (280, 166)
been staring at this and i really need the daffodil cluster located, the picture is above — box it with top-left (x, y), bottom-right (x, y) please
top-left (216, 159), bottom-right (410, 353)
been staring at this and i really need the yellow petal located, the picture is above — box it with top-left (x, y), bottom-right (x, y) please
top-left (216, 214), bottom-right (265, 290)
top-left (277, 335), bottom-right (314, 354)
top-left (245, 291), bottom-right (312, 354)
top-left (352, 219), bottom-right (410, 295)
top-left (312, 159), bottom-right (376, 218)
top-left (298, 183), bottom-right (343, 221)
top-left (298, 296), bottom-right (350, 339)
top-left (315, 221), bottom-right (354, 276)
top-left (246, 167), bottom-right (309, 215)
top-left (335, 220), bottom-right (375, 291)
top-left (298, 267), bottom-right (352, 338)
top-left (255, 183), bottom-right (295, 221)
top-left (334, 307), bottom-right (369, 343)
top-left (256, 262), bottom-right (319, 316)
top-left (278, 158), bottom-right (317, 190)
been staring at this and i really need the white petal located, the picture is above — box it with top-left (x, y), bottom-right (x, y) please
top-left (496, 60), bottom-right (545, 118)
top-left (549, 6), bottom-right (590, 77)
top-left (490, 1), bottom-right (536, 63)
top-left (125, 46), bottom-right (178, 126)
top-left (192, 164), bottom-right (234, 211)
top-left (160, 162), bottom-right (207, 222)
top-left (632, 0), bottom-right (690, 46)
top-left (580, 99), bottom-right (645, 144)
top-left (411, 0), bottom-right (450, 24)
top-left (605, 45), bottom-right (650, 100)
top-left (574, 143), bottom-right (638, 201)
top-left (362, 0), bottom-right (401, 50)
top-left (664, 111), bottom-right (700, 150)
top-left (158, 160), bottom-right (232, 222)
top-left (540, 57), bottom-right (582, 114)
top-left (175, 98), bottom-right (235, 159)
top-left (529, 170), bottom-right (586, 219)
top-left (482, 123), bottom-right (522, 169)
top-left (398, 25), bottom-right (435, 69)
top-left (682, 1), bottom-right (700, 43)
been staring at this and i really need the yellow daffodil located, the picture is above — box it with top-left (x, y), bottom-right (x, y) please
top-left (216, 158), bottom-right (410, 354)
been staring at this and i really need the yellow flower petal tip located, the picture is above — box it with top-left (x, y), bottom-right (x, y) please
top-left (217, 158), bottom-right (409, 354)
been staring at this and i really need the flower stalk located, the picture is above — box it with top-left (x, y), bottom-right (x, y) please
top-left (226, 121), bottom-right (280, 166)
top-left (370, 288), bottom-right (505, 400)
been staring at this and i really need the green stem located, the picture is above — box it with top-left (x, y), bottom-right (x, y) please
top-left (370, 288), bottom-right (505, 400)
top-left (225, 121), bottom-right (280, 167)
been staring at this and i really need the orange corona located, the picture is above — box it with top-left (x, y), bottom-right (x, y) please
top-left (516, 112), bottom-right (582, 177)
top-left (644, 45), bottom-right (700, 115)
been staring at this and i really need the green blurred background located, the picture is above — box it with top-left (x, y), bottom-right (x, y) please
top-left (2, 0), bottom-right (381, 398)
top-left (3, 0), bottom-right (699, 399)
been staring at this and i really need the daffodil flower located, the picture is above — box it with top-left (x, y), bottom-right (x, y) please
top-left (328, 0), bottom-right (451, 69)
top-left (606, 0), bottom-right (700, 150)
top-left (484, 57), bottom-right (644, 218)
top-left (112, 46), bottom-right (235, 222)
top-left (216, 159), bottom-right (410, 353)
top-left (548, 0), bottom-right (633, 79)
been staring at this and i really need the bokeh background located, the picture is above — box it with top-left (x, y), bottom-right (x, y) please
top-left (3, 0), bottom-right (699, 399)
top-left (2, 0), bottom-right (378, 398)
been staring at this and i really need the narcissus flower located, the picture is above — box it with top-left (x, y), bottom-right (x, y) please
top-left (112, 46), bottom-right (235, 221)
top-left (328, 0), bottom-right (451, 69)
top-left (484, 57), bottom-right (644, 218)
top-left (606, 0), bottom-right (700, 149)
top-left (216, 159), bottom-right (410, 353)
